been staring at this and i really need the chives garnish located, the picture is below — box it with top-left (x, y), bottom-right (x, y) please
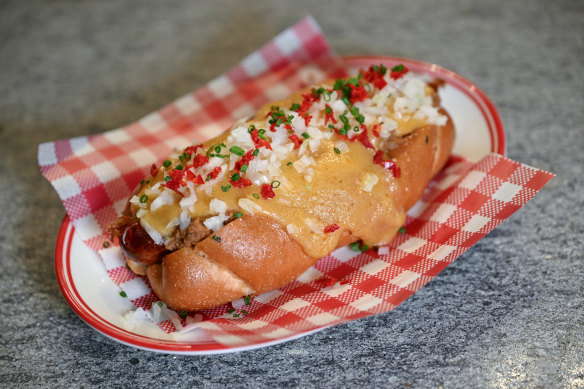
top-left (157, 301), bottom-right (163, 307)
top-left (325, 106), bottom-right (332, 115)
top-left (244, 295), bottom-right (252, 305)
top-left (164, 176), bottom-right (171, 182)
top-left (391, 64), bottom-right (405, 72)
top-left (334, 147), bottom-right (341, 154)
top-left (301, 132), bottom-right (309, 139)
top-left (350, 242), bottom-right (361, 251)
top-left (234, 212), bottom-right (243, 218)
top-left (163, 160), bottom-right (171, 167)
top-left (241, 310), bottom-right (249, 315)
top-left (253, 193), bottom-right (260, 199)
top-left (248, 124), bottom-right (256, 133)
top-left (221, 184), bottom-right (231, 192)
top-left (399, 227), bottom-right (406, 234)
top-left (231, 173), bottom-right (240, 182)
top-left (287, 161), bottom-right (292, 166)
top-left (229, 145), bottom-right (245, 156)
top-left (227, 308), bottom-right (235, 313)
top-left (102, 241), bottom-right (110, 248)
top-left (179, 311), bottom-right (187, 319)
top-left (290, 102), bottom-right (300, 111)
top-left (253, 149), bottom-right (260, 156)
top-left (240, 164), bottom-right (248, 173)
top-left (139, 194), bottom-right (148, 203)
top-left (338, 128), bottom-right (348, 135)
top-left (341, 96), bottom-right (350, 106)
top-left (212, 235), bottom-right (221, 242)
top-left (119, 291), bottom-right (127, 298)
top-left (140, 179), bottom-right (145, 185)
top-left (271, 180), bottom-right (280, 188)
top-left (175, 164), bottom-right (183, 170)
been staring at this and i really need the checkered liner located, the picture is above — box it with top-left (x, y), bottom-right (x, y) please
top-left (39, 17), bottom-right (554, 346)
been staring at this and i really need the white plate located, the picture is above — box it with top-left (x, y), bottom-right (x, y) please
top-left (55, 56), bottom-right (505, 354)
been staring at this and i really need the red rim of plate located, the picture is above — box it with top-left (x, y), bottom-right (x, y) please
top-left (54, 56), bottom-right (506, 354)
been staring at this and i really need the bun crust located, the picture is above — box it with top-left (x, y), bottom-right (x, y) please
top-left (148, 115), bottom-right (454, 311)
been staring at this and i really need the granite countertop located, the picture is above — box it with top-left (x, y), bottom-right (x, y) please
top-left (1, 1), bottom-right (583, 387)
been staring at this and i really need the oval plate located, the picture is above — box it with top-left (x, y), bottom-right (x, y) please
top-left (55, 56), bottom-right (505, 354)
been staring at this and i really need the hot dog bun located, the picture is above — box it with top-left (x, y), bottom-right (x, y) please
top-left (110, 64), bottom-right (455, 311)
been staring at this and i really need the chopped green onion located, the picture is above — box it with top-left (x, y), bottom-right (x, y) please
top-left (102, 241), bottom-right (110, 248)
top-left (253, 193), bottom-right (260, 199)
top-left (241, 310), bottom-right (249, 315)
top-left (163, 160), bottom-right (171, 167)
top-left (287, 161), bottom-right (293, 166)
top-left (391, 64), bottom-right (405, 72)
top-left (140, 179), bottom-right (145, 185)
top-left (244, 295), bottom-right (252, 305)
top-left (248, 124), bottom-right (256, 133)
top-left (271, 180), bottom-right (280, 188)
top-left (139, 194), bottom-right (148, 203)
top-left (334, 147), bottom-right (341, 154)
top-left (341, 96), bottom-right (350, 106)
top-left (338, 128), bottom-right (348, 135)
top-left (348, 76), bottom-right (360, 86)
top-left (290, 102), bottom-right (300, 111)
top-left (231, 173), bottom-right (240, 182)
top-left (356, 115), bottom-right (365, 124)
top-left (253, 149), bottom-right (260, 156)
top-left (325, 106), bottom-right (332, 115)
top-left (353, 126), bottom-right (360, 133)
top-left (227, 308), bottom-right (235, 313)
top-left (301, 132), bottom-right (309, 139)
top-left (350, 106), bottom-right (360, 116)
top-left (175, 164), bottom-right (183, 170)
top-left (360, 244), bottom-right (369, 252)
top-left (221, 184), bottom-right (231, 192)
top-left (350, 242), bottom-right (361, 251)
top-left (212, 235), bottom-right (221, 242)
top-left (240, 164), bottom-right (248, 173)
top-left (229, 145), bottom-right (245, 156)
top-left (234, 212), bottom-right (243, 218)
top-left (157, 301), bottom-right (163, 307)
top-left (179, 311), bottom-right (187, 319)
top-left (119, 291), bottom-right (127, 298)
top-left (164, 176), bottom-right (171, 182)
top-left (233, 313), bottom-right (240, 318)
top-left (399, 227), bottom-right (406, 234)
top-left (328, 124), bottom-right (335, 130)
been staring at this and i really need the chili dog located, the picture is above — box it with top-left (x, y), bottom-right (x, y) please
top-left (110, 64), bottom-right (455, 311)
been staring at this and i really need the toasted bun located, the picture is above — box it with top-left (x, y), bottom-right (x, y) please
top-left (148, 114), bottom-right (454, 311)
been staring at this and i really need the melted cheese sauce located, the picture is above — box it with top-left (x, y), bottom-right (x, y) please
top-left (131, 68), bottom-right (445, 258)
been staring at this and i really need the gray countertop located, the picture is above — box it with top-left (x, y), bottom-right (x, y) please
top-left (1, 1), bottom-right (583, 387)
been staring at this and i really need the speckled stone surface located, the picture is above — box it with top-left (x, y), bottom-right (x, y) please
top-left (1, 0), bottom-right (583, 387)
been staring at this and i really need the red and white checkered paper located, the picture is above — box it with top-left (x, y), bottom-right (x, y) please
top-left (39, 16), bottom-right (553, 345)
